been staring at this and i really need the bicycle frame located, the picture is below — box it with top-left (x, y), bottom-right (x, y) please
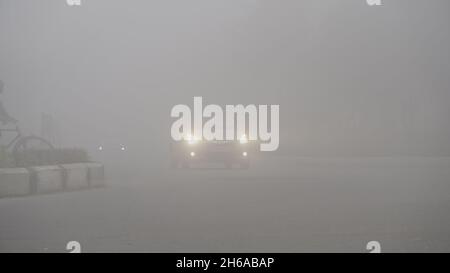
top-left (0, 126), bottom-right (22, 149)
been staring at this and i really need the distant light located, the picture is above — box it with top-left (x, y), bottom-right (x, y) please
top-left (242, 152), bottom-right (247, 157)
top-left (98, 146), bottom-right (103, 151)
top-left (190, 152), bottom-right (195, 157)
top-left (121, 146), bottom-right (126, 151)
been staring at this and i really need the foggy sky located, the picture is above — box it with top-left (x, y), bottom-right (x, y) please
top-left (1, 0), bottom-right (449, 159)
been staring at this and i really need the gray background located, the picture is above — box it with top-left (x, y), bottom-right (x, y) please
top-left (1, 0), bottom-right (450, 252)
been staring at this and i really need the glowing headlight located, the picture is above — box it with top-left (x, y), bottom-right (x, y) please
top-left (188, 139), bottom-right (198, 145)
top-left (184, 134), bottom-right (199, 145)
top-left (242, 152), bottom-right (248, 157)
top-left (239, 134), bottom-right (248, 144)
top-left (190, 152), bottom-right (196, 157)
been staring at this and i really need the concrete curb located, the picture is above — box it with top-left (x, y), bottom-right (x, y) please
top-left (0, 162), bottom-right (105, 198)
top-left (85, 162), bottom-right (105, 187)
top-left (61, 163), bottom-right (89, 190)
top-left (0, 168), bottom-right (31, 197)
top-left (29, 165), bottom-right (64, 194)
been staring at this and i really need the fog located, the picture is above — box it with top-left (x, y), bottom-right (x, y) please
top-left (1, 0), bottom-right (450, 252)
top-left (1, 0), bottom-right (449, 159)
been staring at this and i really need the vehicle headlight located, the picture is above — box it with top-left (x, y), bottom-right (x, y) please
top-left (239, 134), bottom-right (248, 144)
top-left (184, 134), bottom-right (199, 145)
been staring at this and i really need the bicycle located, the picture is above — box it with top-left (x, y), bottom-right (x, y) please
top-left (0, 125), bottom-right (54, 167)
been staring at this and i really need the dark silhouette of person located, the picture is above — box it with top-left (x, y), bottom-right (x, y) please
top-left (0, 80), bottom-right (18, 125)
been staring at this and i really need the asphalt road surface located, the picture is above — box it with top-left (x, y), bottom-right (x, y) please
top-left (1, 156), bottom-right (450, 252)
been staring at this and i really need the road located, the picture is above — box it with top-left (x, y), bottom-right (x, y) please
top-left (1, 156), bottom-right (450, 252)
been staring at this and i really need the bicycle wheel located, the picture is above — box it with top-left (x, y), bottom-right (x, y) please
top-left (12, 136), bottom-right (55, 167)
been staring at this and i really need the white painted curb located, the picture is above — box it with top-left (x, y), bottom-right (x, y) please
top-left (61, 163), bottom-right (89, 190)
top-left (29, 165), bottom-right (64, 194)
top-left (86, 162), bottom-right (105, 187)
top-left (0, 168), bottom-right (31, 197)
top-left (1, 163), bottom-right (105, 198)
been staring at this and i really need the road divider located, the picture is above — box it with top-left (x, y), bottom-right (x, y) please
top-left (86, 162), bottom-right (105, 187)
top-left (0, 168), bottom-right (31, 197)
top-left (30, 165), bottom-right (64, 194)
top-left (61, 163), bottom-right (89, 190)
top-left (0, 163), bottom-right (104, 198)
